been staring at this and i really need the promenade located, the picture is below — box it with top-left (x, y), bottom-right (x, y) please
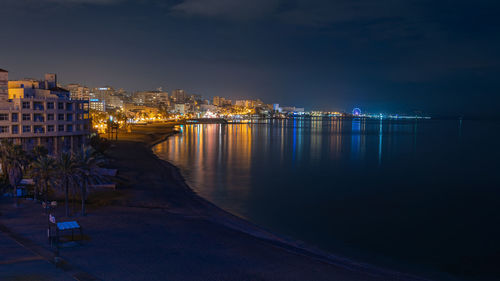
top-left (0, 229), bottom-right (72, 281)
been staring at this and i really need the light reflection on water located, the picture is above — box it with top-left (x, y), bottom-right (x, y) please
top-left (153, 118), bottom-right (500, 281)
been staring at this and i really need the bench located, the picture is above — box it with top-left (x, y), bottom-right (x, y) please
top-left (48, 214), bottom-right (83, 242)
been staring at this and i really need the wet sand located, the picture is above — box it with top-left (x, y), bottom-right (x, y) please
top-left (0, 123), bottom-right (431, 281)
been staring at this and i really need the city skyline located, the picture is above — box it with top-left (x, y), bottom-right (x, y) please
top-left (1, 1), bottom-right (499, 117)
top-left (1, 2), bottom-right (499, 280)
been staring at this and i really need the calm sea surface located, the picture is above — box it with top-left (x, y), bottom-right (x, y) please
top-left (153, 119), bottom-right (500, 281)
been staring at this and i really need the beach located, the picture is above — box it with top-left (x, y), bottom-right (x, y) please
top-left (0, 123), bottom-right (430, 281)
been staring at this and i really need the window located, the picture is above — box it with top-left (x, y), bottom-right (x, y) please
top-left (22, 102), bottom-right (30, 109)
top-left (0, 126), bottom-right (8, 133)
top-left (11, 113), bottom-right (18, 122)
top-left (0, 114), bottom-right (8, 121)
top-left (66, 114), bottom-right (73, 121)
top-left (66, 103), bottom-right (73, 110)
top-left (47, 102), bottom-right (54, 109)
top-left (58, 114), bottom-right (65, 121)
top-left (11, 125), bottom-right (19, 134)
top-left (76, 124), bottom-right (81, 131)
top-left (34, 102), bottom-right (44, 110)
top-left (34, 126), bottom-right (44, 133)
top-left (22, 114), bottom-right (31, 121)
top-left (47, 125), bottom-right (54, 132)
top-left (58, 125), bottom-right (64, 132)
top-left (22, 126), bottom-right (31, 133)
top-left (58, 102), bottom-right (64, 110)
top-left (47, 114), bottom-right (54, 121)
top-left (66, 124), bottom-right (73, 132)
top-left (34, 114), bottom-right (44, 122)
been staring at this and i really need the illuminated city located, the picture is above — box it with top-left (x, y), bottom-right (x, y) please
top-left (64, 83), bottom-right (431, 134)
top-left (1, 1), bottom-right (499, 281)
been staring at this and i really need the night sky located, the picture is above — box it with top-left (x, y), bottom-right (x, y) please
top-left (1, 0), bottom-right (499, 116)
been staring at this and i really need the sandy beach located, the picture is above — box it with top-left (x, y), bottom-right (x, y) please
top-left (0, 123), bottom-right (431, 281)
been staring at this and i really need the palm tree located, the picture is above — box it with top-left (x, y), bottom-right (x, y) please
top-left (31, 145), bottom-right (49, 160)
top-left (75, 147), bottom-right (104, 216)
top-left (5, 144), bottom-right (27, 206)
top-left (56, 152), bottom-right (78, 217)
top-left (31, 155), bottom-right (55, 202)
top-left (0, 139), bottom-right (13, 177)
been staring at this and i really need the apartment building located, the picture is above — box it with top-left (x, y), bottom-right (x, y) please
top-left (0, 69), bottom-right (90, 154)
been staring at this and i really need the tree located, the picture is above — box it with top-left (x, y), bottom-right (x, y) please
top-left (0, 139), bottom-right (13, 177)
top-left (56, 152), bottom-right (78, 217)
top-left (31, 155), bottom-right (55, 202)
top-left (31, 145), bottom-right (49, 160)
top-left (4, 143), bottom-right (27, 206)
top-left (75, 147), bottom-right (104, 216)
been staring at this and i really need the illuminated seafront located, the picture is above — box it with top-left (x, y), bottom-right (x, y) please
top-left (180, 114), bottom-right (432, 126)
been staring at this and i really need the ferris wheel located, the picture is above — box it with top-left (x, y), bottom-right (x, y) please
top-left (352, 108), bottom-right (362, 116)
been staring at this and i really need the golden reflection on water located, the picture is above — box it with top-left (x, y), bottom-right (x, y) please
top-left (152, 119), bottom-right (417, 213)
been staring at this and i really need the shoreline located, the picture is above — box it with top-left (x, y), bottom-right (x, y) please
top-left (0, 123), bottom-right (436, 281)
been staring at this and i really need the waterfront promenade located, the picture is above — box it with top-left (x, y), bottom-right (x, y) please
top-left (0, 124), bottom-right (430, 281)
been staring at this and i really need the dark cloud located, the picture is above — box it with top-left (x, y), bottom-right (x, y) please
top-left (2, 0), bottom-right (126, 6)
top-left (170, 0), bottom-right (281, 20)
top-left (169, 0), bottom-right (426, 26)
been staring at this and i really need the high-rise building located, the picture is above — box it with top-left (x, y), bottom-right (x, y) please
top-left (89, 99), bottom-right (106, 112)
top-left (171, 89), bottom-right (186, 103)
top-left (235, 99), bottom-right (262, 108)
top-left (0, 69), bottom-right (90, 154)
top-left (0, 69), bottom-right (8, 102)
top-left (213, 96), bottom-right (231, 107)
top-left (66, 84), bottom-right (90, 100)
top-left (213, 96), bottom-right (222, 106)
top-left (134, 89), bottom-right (168, 106)
top-left (107, 95), bottom-right (123, 109)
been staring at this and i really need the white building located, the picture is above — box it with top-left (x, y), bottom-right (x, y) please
top-left (134, 90), bottom-right (168, 106)
top-left (66, 84), bottom-right (90, 100)
top-left (89, 98), bottom-right (106, 112)
top-left (174, 104), bottom-right (186, 114)
top-left (0, 69), bottom-right (90, 153)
